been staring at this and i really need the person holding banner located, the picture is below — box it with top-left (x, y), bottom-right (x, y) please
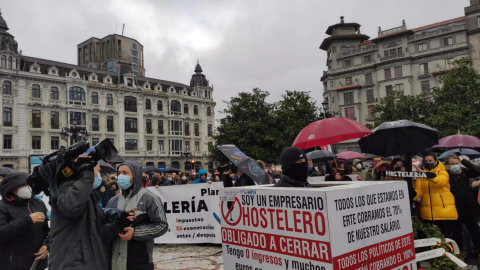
top-left (385, 158), bottom-right (406, 181)
top-left (274, 147), bottom-right (311, 187)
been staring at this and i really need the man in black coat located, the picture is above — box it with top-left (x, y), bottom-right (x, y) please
top-left (274, 147), bottom-right (311, 188)
top-left (0, 172), bottom-right (49, 270)
top-left (445, 155), bottom-right (480, 260)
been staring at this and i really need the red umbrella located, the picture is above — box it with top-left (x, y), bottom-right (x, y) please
top-left (292, 118), bottom-right (373, 149)
top-left (337, 151), bottom-right (366, 161)
top-left (432, 134), bottom-right (480, 149)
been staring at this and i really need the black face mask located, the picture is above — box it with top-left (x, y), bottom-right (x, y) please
top-left (338, 169), bottom-right (346, 176)
top-left (285, 162), bottom-right (309, 182)
top-left (424, 162), bottom-right (435, 170)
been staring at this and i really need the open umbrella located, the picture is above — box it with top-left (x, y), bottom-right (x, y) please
top-left (337, 151), bottom-right (366, 161)
top-left (306, 150), bottom-right (336, 161)
top-left (98, 160), bottom-right (116, 174)
top-left (0, 166), bottom-right (15, 177)
top-left (362, 153), bottom-right (375, 160)
top-left (142, 166), bottom-right (157, 173)
top-left (292, 117), bottom-right (373, 149)
top-left (164, 167), bottom-right (181, 173)
top-left (438, 148), bottom-right (480, 160)
top-left (433, 134), bottom-right (480, 149)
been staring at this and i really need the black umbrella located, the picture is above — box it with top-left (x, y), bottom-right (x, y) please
top-left (164, 167), bottom-right (180, 173)
top-left (0, 166), bottom-right (15, 177)
top-left (109, 154), bottom-right (125, 164)
top-left (98, 160), bottom-right (116, 174)
top-left (438, 148), bottom-right (480, 161)
top-left (306, 150), bottom-right (336, 162)
top-left (142, 166), bottom-right (158, 173)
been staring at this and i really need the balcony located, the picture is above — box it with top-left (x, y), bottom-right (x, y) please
top-left (30, 97), bottom-right (43, 103)
top-left (49, 99), bottom-right (61, 105)
top-left (0, 149), bottom-right (25, 156)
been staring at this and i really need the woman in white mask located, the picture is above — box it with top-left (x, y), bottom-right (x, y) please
top-left (0, 172), bottom-right (49, 270)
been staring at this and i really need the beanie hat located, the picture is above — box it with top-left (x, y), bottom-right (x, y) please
top-left (281, 147), bottom-right (306, 173)
top-left (352, 159), bottom-right (361, 166)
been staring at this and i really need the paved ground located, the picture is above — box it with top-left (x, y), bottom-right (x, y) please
top-left (153, 244), bottom-right (223, 270)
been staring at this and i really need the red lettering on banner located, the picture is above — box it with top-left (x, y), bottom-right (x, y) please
top-left (332, 233), bottom-right (415, 270)
top-left (243, 206), bottom-right (250, 226)
top-left (303, 211), bottom-right (313, 234)
top-left (221, 227), bottom-right (331, 263)
top-left (267, 208), bottom-right (275, 228)
top-left (315, 212), bottom-right (326, 236)
top-left (259, 208), bottom-right (268, 228)
top-left (293, 210), bottom-right (302, 233)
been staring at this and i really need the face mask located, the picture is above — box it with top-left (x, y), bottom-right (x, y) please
top-left (356, 164), bottom-right (363, 169)
top-left (168, 177), bottom-right (172, 181)
top-left (93, 174), bottom-right (103, 189)
top-left (424, 162), bottom-right (435, 170)
top-left (285, 162), bottom-right (309, 182)
top-left (394, 166), bottom-right (402, 171)
top-left (338, 169), bottom-right (346, 176)
top-left (207, 177), bottom-right (211, 181)
top-left (449, 164), bottom-right (461, 174)
top-left (182, 176), bottom-right (187, 180)
top-left (17, 186), bottom-right (32, 199)
top-left (117, 175), bottom-right (133, 190)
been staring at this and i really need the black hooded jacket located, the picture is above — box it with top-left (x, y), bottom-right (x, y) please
top-left (0, 172), bottom-right (49, 270)
top-left (448, 159), bottom-right (480, 219)
top-left (274, 174), bottom-right (312, 188)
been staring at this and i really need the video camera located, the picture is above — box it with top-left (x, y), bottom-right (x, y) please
top-left (27, 138), bottom-right (123, 197)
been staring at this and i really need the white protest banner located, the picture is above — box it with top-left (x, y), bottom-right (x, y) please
top-left (220, 181), bottom-right (417, 270)
top-left (150, 183), bottom-right (223, 244)
top-left (385, 171), bottom-right (427, 178)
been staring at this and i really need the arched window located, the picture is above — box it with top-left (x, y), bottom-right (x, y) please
top-left (170, 100), bottom-right (181, 113)
top-left (184, 104), bottom-right (189, 114)
top-left (8, 57), bottom-right (12, 69)
top-left (106, 94), bottom-right (113, 106)
top-left (91, 92), bottom-right (99, 104)
top-left (145, 99), bottom-right (151, 110)
top-left (204, 90), bottom-right (208, 98)
top-left (207, 107), bottom-right (211, 117)
top-left (157, 100), bottom-right (163, 111)
top-left (124, 96), bottom-right (137, 112)
top-left (32, 84), bottom-right (41, 98)
top-left (3, 81), bottom-right (12, 95)
top-left (0, 56), bottom-right (6, 68)
top-left (69, 86), bottom-right (85, 101)
top-left (50, 86), bottom-right (59, 100)
top-left (171, 161), bottom-right (180, 169)
top-left (193, 105), bottom-right (199, 115)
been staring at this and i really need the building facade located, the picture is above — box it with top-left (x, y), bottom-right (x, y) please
top-left (0, 11), bottom-right (216, 172)
top-left (320, 1), bottom-right (480, 127)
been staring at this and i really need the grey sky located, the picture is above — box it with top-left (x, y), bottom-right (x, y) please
top-left (1, 0), bottom-right (467, 118)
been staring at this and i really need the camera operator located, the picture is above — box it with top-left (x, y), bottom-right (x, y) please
top-left (107, 161), bottom-right (168, 270)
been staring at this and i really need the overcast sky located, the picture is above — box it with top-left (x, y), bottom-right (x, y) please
top-left (1, 0), bottom-right (467, 118)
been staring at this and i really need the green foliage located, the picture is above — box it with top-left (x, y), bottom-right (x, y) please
top-left (213, 89), bottom-right (318, 164)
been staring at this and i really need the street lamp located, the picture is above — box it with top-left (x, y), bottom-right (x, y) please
top-left (320, 100), bottom-right (342, 119)
top-left (60, 117), bottom-right (89, 146)
top-left (180, 152), bottom-right (194, 170)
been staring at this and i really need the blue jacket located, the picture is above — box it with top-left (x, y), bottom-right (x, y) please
top-left (192, 169), bottom-right (207, 184)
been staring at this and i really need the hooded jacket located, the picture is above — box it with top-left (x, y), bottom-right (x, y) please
top-left (0, 172), bottom-right (49, 270)
top-left (107, 161), bottom-right (168, 270)
top-left (192, 169), bottom-right (207, 184)
top-left (413, 161), bottom-right (458, 221)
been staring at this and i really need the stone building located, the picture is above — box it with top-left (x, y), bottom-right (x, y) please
top-left (0, 11), bottom-right (216, 172)
top-left (320, 1), bottom-right (480, 128)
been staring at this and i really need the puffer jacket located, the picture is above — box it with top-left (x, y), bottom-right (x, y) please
top-left (413, 161), bottom-right (458, 221)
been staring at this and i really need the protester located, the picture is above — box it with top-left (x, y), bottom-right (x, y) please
top-left (371, 160), bottom-right (390, 180)
top-left (384, 158), bottom-right (405, 180)
top-left (223, 163), bottom-right (256, 187)
top-left (190, 170), bottom-right (197, 181)
top-left (0, 172), bottom-right (49, 270)
top-left (325, 160), bottom-right (352, 181)
top-left (107, 180), bottom-right (120, 198)
top-left (274, 147), bottom-right (311, 187)
top-left (107, 161), bottom-right (169, 270)
top-left (413, 152), bottom-right (458, 239)
top-left (365, 156), bottom-right (383, 180)
top-left (353, 159), bottom-right (366, 180)
top-left (267, 164), bottom-right (276, 179)
top-left (308, 160), bottom-right (324, 176)
top-left (94, 165), bottom-right (109, 207)
top-left (192, 169), bottom-right (208, 184)
top-left (273, 169), bottom-right (281, 180)
top-left (179, 173), bottom-right (189, 185)
top-left (444, 155), bottom-right (480, 260)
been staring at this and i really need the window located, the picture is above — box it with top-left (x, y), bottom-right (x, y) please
top-left (420, 63), bottom-right (429, 75)
top-left (345, 77), bottom-right (352, 86)
top-left (106, 94), bottom-right (113, 106)
top-left (158, 140), bottom-right (165, 151)
top-left (344, 92), bottom-right (354, 105)
top-left (69, 112), bottom-right (86, 126)
top-left (89, 92), bottom-right (98, 104)
top-left (194, 123), bottom-right (200, 136)
top-left (92, 115), bottom-right (99, 131)
top-left (92, 138), bottom-right (99, 145)
top-left (32, 136), bottom-right (41, 150)
top-left (125, 139), bottom-right (137, 150)
top-left (384, 50), bottom-right (389, 57)
top-left (365, 73), bottom-right (373, 85)
top-left (124, 96), bottom-right (137, 112)
top-left (3, 135), bottom-right (12, 149)
top-left (50, 87), bottom-right (59, 100)
top-left (107, 116), bottom-right (114, 132)
top-left (158, 120), bottom-right (164, 135)
top-left (193, 105), bottom-right (199, 115)
top-left (184, 122), bottom-right (190, 136)
top-left (3, 108), bottom-right (12, 127)
top-left (170, 120), bottom-right (182, 135)
top-left (0, 56), bottom-right (5, 68)
top-left (345, 60), bottom-right (352, 68)
top-left (446, 59), bottom-right (453, 69)
top-left (367, 105), bottom-right (375, 119)
top-left (32, 84), bottom-right (41, 98)
top-left (146, 119), bottom-right (152, 134)
top-left (32, 110), bottom-right (41, 128)
top-left (364, 55), bottom-right (372, 63)
top-left (51, 111), bottom-right (59, 129)
top-left (170, 100), bottom-right (181, 113)
top-left (384, 69), bottom-right (391, 80)
top-left (147, 140), bottom-right (153, 151)
top-left (394, 66), bottom-right (403, 78)
top-left (443, 37), bottom-right (453, 46)
top-left (125, 117), bottom-right (137, 133)
top-left (7, 57), bottom-right (12, 69)
top-left (51, 136), bottom-right (59, 150)
top-left (69, 87), bottom-right (85, 101)
top-left (207, 107), bottom-right (211, 117)
top-left (208, 124), bottom-right (213, 137)
top-left (344, 107), bottom-right (355, 119)
top-left (418, 43), bottom-right (427, 52)
top-left (195, 142), bottom-right (200, 152)
top-left (332, 97), bottom-right (335, 103)
top-left (394, 84), bottom-right (404, 93)
top-left (204, 90), bottom-right (208, 98)
top-left (3, 81), bottom-right (11, 95)
top-left (145, 99), bottom-right (151, 110)
top-left (170, 139), bottom-right (183, 154)
top-left (157, 100), bottom-right (163, 111)
top-left (421, 80), bottom-right (431, 93)
top-left (397, 47), bottom-right (403, 54)
top-left (386, 85), bottom-right (393, 96)
top-left (185, 141), bottom-right (190, 151)
top-left (390, 49), bottom-right (397, 56)
top-left (184, 104), bottom-right (189, 114)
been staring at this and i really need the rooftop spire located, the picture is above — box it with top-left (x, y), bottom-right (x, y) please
top-left (194, 60), bottom-right (203, 73)
top-left (0, 10), bottom-right (9, 31)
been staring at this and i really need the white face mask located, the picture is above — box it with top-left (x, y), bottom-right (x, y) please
top-left (356, 164), bottom-right (363, 169)
top-left (17, 186), bottom-right (32, 199)
top-left (182, 176), bottom-right (187, 180)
